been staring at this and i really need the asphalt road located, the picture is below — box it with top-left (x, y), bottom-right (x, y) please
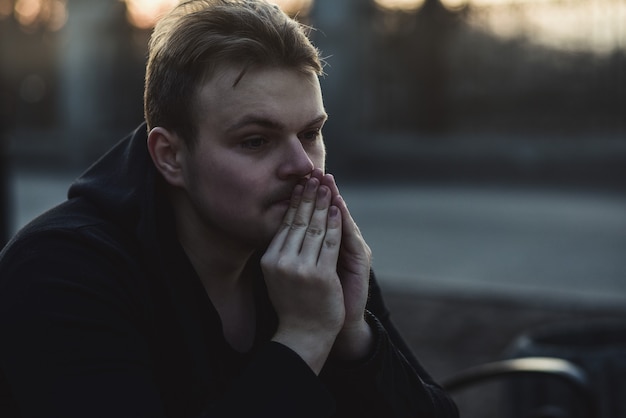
top-left (341, 185), bottom-right (626, 305)
top-left (7, 169), bottom-right (626, 306)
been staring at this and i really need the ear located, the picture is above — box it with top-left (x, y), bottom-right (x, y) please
top-left (147, 126), bottom-right (186, 188)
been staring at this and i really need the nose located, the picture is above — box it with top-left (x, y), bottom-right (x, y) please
top-left (277, 137), bottom-right (315, 180)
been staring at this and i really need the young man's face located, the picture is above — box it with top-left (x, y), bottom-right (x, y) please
top-left (178, 65), bottom-right (328, 249)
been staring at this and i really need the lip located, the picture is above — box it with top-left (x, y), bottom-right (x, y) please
top-left (271, 188), bottom-right (298, 205)
top-left (274, 199), bottom-right (291, 207)
top-left (266, 183), bottom-right (300, 209)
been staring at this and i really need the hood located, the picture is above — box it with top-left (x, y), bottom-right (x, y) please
top-left (68, 123), bottom-right (162, 236)
top-left (67, 122), bottom-right (186, 293)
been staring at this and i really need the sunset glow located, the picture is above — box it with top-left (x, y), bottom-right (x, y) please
top-left (375, 0), bottom-right (626, 54)
top-left (0, 0), bottom-right (622, 55)
top-left (467, 0), bottom-right (625, 54)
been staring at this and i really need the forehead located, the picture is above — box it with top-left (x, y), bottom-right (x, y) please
top-left (196, 65), bottom-right (326, 132)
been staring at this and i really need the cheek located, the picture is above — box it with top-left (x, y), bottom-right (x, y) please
top-left (207, 169), bottom-right (265, 210)
top-left (186, 160), bottom-right (245, 208)
top-left (192, 177), bottom-right (262, 230)
top-left (310, 143), bottom-right (327, 171)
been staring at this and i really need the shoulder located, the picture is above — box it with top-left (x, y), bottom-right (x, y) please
top-left (0, 197), bottom-right (147, 305)
top-left (4, 197), bottom-right (137, 259)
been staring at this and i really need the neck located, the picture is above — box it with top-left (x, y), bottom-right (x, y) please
top-left (178, 224), bottom-right (255, 295)
top-left (182, 236), bottom-right (257, 352)
top-left (172, 194), bottom-right (259, 353)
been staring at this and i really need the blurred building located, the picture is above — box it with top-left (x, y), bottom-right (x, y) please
top-left (0, 0), bottom-right (624, 186)
top-left (1, 0), bottom-right (145, 167)
top-left (309, 0), bottom-right (626, 187)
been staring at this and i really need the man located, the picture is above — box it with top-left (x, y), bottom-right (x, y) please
top-left (0, 1), bottom-right (457, 417)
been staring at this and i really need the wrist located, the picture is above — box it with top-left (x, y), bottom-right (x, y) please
top-left (330, 317), bottom-right (374, 362)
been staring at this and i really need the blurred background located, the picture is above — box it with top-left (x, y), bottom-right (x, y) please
top-left (1, 0), bottom-right (625, 415)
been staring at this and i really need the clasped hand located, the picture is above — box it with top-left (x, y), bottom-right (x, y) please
top-left (262, 169), bottom-right (373, 374)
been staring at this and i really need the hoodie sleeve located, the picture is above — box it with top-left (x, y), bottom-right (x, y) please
top-left (319, 273), bottom-right (459, 418)
top-left (203, 341), bottom-right (336, 417)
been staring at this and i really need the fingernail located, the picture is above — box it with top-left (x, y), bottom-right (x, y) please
top-left (305, 177), bottom-right (319, 191)
top-left (329, 206), bottom-right (339, 218)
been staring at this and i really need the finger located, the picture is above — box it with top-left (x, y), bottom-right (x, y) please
top-left (282, 182), bottom-right (305, 228)
top-left (334, 193), bottom-right (365, 241)
top-left (265, 183), bottom-right (304, 256)
top-left (320, 173), bottom-right (339, 200)
top-left (321, 174), bottom-right (358, 236)
top-left (281, 177), bottom-right (320, 254)
top-left (317, 205), bottom-right (342, 268)
top-left (299, 185), bottom-right (331, 257)
top-left (310, 167), bottom-right (325, 181)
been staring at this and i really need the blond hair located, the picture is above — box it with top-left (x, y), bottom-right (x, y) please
top-left (144, 0), bottom-right (323, 147)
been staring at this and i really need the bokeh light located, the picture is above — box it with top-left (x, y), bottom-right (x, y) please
top-left (121, 0), bottom-right (313, 30)
top-left (124, 0), bottom-right (178, 29)
top-left (374, 0), bottom-right (425, 12)
top-left (0, 0), bottom-right (67, 31)
top-left (270, 0), bottom-right (314, 16)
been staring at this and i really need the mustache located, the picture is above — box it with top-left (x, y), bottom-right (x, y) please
top-left (264, 181), bottom-right (303, 207)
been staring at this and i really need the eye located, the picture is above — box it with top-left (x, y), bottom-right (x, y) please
top-left (240, 137), bottom-right (268, 150)
top-left (299, 128), bottom-right (321, 142)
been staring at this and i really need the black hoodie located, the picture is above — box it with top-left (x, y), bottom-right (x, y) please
top-left (0, 124), bottom-right (457, 418)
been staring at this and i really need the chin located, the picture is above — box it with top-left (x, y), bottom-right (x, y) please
top-left (242, 210), bottom-right (287, 249)
top-left (241, 224), bottom-right (279, 251)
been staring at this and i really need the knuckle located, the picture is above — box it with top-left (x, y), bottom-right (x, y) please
top-left (324, 237), bottom-right (340, 249)
top-left (290, 216), bottom-right (308, 231)
top-left (300, 195), bottom-right (315, 205)
top-left (277, 221), bottom-right (291, 233)
top-left (295, 264), bottom-right (314, 278)
top-left (306, 226), bottom-right (324, 237)
top-left (275, 257), bottom-right (295, 273)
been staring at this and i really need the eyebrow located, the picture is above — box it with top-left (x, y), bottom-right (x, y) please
top-left (225, 113), bottom-right (328, 133)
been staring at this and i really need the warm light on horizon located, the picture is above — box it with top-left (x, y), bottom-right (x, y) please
top-left (468, 0), bottom-right (625, 54)
top-left (375, 0), bottom-right (578, 10)
top-left (374, 0), bottom-right (625, 54)
top-left (376, 0), bottom-right (624, 12)
top-left (1, 0), bottom-right (622, 55)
